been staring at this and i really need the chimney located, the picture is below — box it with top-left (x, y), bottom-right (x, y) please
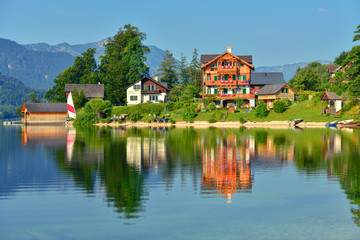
top-left (227, 46), bottom-right (232, 53)
top-left (154, 76), bottom-right (159, 81)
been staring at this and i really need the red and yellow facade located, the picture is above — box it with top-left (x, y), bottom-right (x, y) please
top-left (201, 48), bottom-right (256, 108)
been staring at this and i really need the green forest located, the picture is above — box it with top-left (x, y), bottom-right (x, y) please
top-left (0, 74), bottom-right (44, 119)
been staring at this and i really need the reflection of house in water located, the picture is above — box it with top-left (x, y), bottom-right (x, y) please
top-left (254, 134), bottom-right (294, 169)
top-left (21, 126), bottom-right (103, 165)
top-left (322, 132), bottom-right (342, 159)
top-left (201, 134), bottom-right (254, 203)
top-left (126, 137), bottom-right (166, 171)
top-left (22, 126), bottom-right (68, 147)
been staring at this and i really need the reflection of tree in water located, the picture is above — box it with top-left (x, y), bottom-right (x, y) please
top-left (51, 126), bottom-right (148, 219)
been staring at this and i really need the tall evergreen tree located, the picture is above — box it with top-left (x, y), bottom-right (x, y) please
top-left (99, 24), bottom-right (149, 105)
top-left (189, 48), bottom-right (203, 95)
top-left (353, 24), bottom-right (360, 42)
top-left (178, 53), bottom-right (190, 84)
top-left (157, 50), bottom-right (178, 88)
top-left (45, 48), bottom-right (99, 102)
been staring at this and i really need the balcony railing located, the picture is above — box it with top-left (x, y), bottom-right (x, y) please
top-left (204, 93), bottom-right (255, 99)
top-left (141, 89), bottom-right (161, 94)
top-left (204, 80), bottom-right (250, 86)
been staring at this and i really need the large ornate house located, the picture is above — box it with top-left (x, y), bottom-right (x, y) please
top-left (201, 47), bottom-right (256, 108)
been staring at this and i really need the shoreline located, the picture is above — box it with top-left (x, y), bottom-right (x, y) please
top-left (94, 120), bottom-right (328, 128)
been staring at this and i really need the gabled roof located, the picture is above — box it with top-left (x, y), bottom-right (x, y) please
top-left (321, 91), bottom-right (342, 100)
top-left (328, 65), bottom-right (341, 73)
top-left (201, 54), bottom-right (253, 64)
top-left (22, 103), bottom-right (67, 113)
top-left (200, 52), bottom-right (255, 70)
top-left (65, 84), bottom-right (104, 98)
top-left (250, 72), bottom-right (285, 85)
top-left (125, 76), bottom-right (171, 91)
top-left (257, 83), bottom-right (295, 95)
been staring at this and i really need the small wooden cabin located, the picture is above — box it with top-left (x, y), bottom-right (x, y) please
top-left (22, 103), bottom-right (67, 125)
top-left (257, 83), bottom-right (296, 109)
top-left (321, 91), bottom-right (342, 115)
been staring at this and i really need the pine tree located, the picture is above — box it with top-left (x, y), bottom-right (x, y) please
top-left (157, 50), bottom-right (178, 88)
top-left (178, 53), bottom-right (190, 84)
top-left (189, 48), bottom-right (203, 95)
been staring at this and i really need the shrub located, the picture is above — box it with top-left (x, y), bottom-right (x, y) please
top-left (208, 116), bottom-right (217, 123)
top-left (283, 98), bottom-right (292, 107)
top-left (170, 119), bottom-right (176, 124)
top-left (239, 117), bottom-right (246, 124)
top-left (255, 102), bottom-right (269, 118)
top-left (209, 102), bottom-right (216, 111)
top-left (228, 103), bottom-right (234, 109)
top-left (74, 109), bottom-right (97, 125)
top-left (297, 94), bottom-right (309, 102)
top-left (273, 99), bottom-right (286, 113)
top-left (182, 106), bottom-right (197, 122)
top-left (236, 98), bottom-right (245, 108)
top-left (166, 101), bottom-right (175, 111)
top-left (85, 98), bottom-right (112, 118)
top-left (128, 110), bottom-right (142, 122)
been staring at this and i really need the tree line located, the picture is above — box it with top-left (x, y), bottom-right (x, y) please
top-left (45, 24), bottom-right (203, 106)
top-left (289, 24), bottom-right (360, 97)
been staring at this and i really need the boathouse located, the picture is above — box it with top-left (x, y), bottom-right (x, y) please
top-left (21, 103), bottom-right (67, 125)
top-left (65, 84), bottom-right (104, 100)
top-left (321, 91), bottom-right (342, 115)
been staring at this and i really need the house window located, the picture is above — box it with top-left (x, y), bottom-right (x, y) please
top-left (222, 61), bottom-right (229, 66)
top-left (130, 96), bottom-right (138, 101)
top-left (134, 85), bottom-right (141, 90)
top-left (232, 75), bottom-right (236, 80)
top-left (282, 88), bottom-right (289, 93)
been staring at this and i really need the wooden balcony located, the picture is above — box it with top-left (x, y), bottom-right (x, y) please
top-left (141, 89), bottom-right (161, 94)
top-left (217, 66), bottom-right (239, 74)
top-left (204, 80), bottom-right (250, 86)
top-left (205, 93), bottom-right (255, 99)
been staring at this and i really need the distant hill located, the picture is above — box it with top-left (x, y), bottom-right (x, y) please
top-left (0, 38), bottom-right (75, 90)
top-left (255, 60), bottom-right (332, 81)
top-left (24, 41), bottom-right (169, 76)
top-left (0, 73), bottom-right (44, 119)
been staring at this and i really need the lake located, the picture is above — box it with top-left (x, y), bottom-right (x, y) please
top-left (1, 125), bottom-right (360, 239)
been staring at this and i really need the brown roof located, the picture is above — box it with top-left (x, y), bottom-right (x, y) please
top-left (201, 54), bottom-right (252, 64)
top-left (65, 84), bottom-right (104, 98)
top-left (22, 103), bottom-right (67, 113)
top-left (328, 65), bottom-right (340, 73)
top-left (201, 52), bottom-right (254, 70)
top-left (257, 83), bottom-right (296, 95)
top-left (125, 76), bottom-right (171, 91)
top-left (321, 91), bottom-right (342, 100)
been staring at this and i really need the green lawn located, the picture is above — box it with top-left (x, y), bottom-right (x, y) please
top-left (112, 100), bottom-right (359, 123)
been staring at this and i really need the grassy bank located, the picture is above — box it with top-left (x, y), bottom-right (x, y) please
top-left (110, 99), bottom-right (359, 124)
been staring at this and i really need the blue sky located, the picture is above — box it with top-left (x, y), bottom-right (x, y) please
top-left (0, 0), bottom-right (359, 66)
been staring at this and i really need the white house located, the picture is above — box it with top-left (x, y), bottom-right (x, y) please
top-left (126, 76), bottom-right (171, 105)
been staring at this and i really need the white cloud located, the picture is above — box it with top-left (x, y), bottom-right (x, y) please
top-left (318, 8), bottom-right (327, 12)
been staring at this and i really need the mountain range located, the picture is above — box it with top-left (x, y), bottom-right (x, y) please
top-left (1, 38), bottom-right (333, 91)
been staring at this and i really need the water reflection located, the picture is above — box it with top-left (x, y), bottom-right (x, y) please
top-left (3, 126), bottom-right (360, 227)
top-left (201, 134), bottom-right (253, 203)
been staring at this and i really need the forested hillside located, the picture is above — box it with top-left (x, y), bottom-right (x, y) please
top-left (0, 74), bottom-right (44, 119)
top-left (0, 38), bottom-right (75, 90)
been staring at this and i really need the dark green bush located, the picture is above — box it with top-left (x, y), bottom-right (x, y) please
top-left (208, 116), bottom-right (217, 123)
top-left (74, 109), bottom-right (97, 125)
top-left (297, 94), bottom-right (309, 102)
top-left (255, 102), bottom-right (269, 118)
top-left (182, 106), bottom-right (197, 122)
top-left (209, 102), bottom-right (216, 111)
top-left (128, 110), bottom-right (142, 122)
top-left (273, 99), bottom-right (286, 113)
top-left (239, 117), bottom-right (246, 124)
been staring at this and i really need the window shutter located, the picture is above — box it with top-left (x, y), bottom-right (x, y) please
top-left (242, 75), bottom-right (246, 80)
top-left (232, 75), bottom-right (236, 80)
top-left (214, 76), bottom-right (217, 81)
top-left (242, 88), bottom-right (246, 94)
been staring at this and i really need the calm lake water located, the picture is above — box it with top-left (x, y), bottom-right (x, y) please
top-left (1, 125), bottom-right (360, 239)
